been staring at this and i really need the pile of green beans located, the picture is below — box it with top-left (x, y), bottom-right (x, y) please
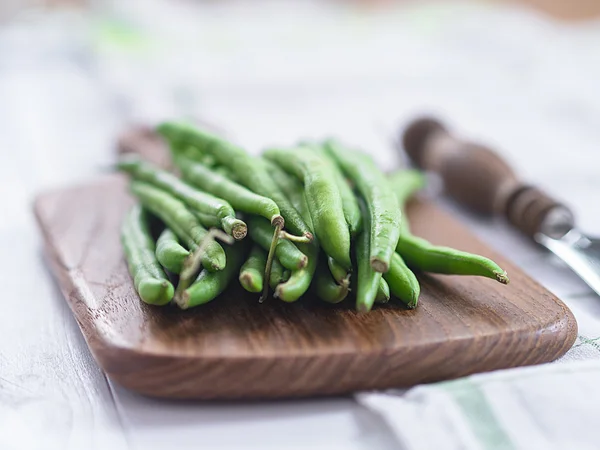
top-left (119, 122), bottom-right (509, 311)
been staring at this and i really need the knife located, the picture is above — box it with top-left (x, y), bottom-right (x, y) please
top-left (400, 117), bottom-right (600, 296)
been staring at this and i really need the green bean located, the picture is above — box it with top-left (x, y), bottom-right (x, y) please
top-left (318, 142), bottom-right (362, 236)
top-left (121, 205), bottom-right (174, 305)
top-left (325, 139), bottom-right (401, 273)
top-left (327, 256), bottom-right (351, 287)
top-left (247, 216), bottom-right (307, 271)
top-left (157, 122), bottom-right (313, 238)
top-left (391, 170), bottom-right (509, 284)
top-left (155, 228), bottom-right (189, 274)
top-left (383, 253), bottom-right (420, 308)
top-left (262, 159), bottom-right (307, 218)
top-left (397, 236), bottom-right (509, 283)
top-left (264, 147), bottom-right (352, 269)
top-left (239, 245), bottom-right (267, 293)
top-left (177, 155), bottom-right (282, 226)
top-left (275, 241), bottom-right (317, 302)
top-left (355, 205), bottom-right (382, 313)
top-left (118, 156), bottom-right (247, 240)
top-left (375, 278), bottom-right (391, 304)
top-left (314, 269), bottom-right (349, 304)
top-left (179, 241), bottom-right (247, 309)
top-left (193, 210), bottom-right (221, 229)
top-left (388, 169), bottom-right (426, 207)
top-left (269, 257), bottom-right (290, 290)
top-left (130, 181), bottom-right (226, 272)
top-left (274, 169), bottom-right (319, 302)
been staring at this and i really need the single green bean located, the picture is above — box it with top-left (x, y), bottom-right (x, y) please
top-left (121, 205), bottom-right (174, 305)
top-left (247, 216), bottom-right (307, 271)
top-left (130, 181), bottom-right (226, 272)
top-left (383, 252), bottom-right (420, 308)
top-left (119, 156), bottom-right (247, 240)
top-left (275, 241), bottom-right (318, 302)
top-left (177, 155), bottom-right (282, 226)
top-left (355, 203), bottom-right (382, 312)
top-left (157, 122), bottom-right (313, 238)
top-left (327, 256), bottom-right (351, 288)
top-left (391, 170), bottom-right (509, 284)
top-left (325, 139), bottom-right (401, 273)
top-left (239, 245), bottom-right (267, 293)
top-left (193, 210), bottom-right (221, 229)
top-left (397, 236), bottom-right (509, 283)
top-left (179, 241), bottom-right (247, 309)
top-left (269, 257), bottom-right (290, 290)
top-left (155, 228), bottom-right (189, 274)
top-left (388, 169), bottom-right (426, 207)
top-left (317, 142), bottom-right (362, 236)
top-left (375, 278), bottom-right (391, 304)
top-left (263, 147), bottom-right (351, 269)
top-left (314, 269), bottom-right (350, 304)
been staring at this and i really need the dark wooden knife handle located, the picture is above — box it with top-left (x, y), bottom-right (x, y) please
top-left (402, 117), bottom-right (574, 238)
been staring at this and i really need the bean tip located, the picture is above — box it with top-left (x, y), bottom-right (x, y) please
top-left (271, 215), bottom-right (285, 228)
top-left (298, 255), bottom-right (309, 269)
top-left (370, 258), bottom-right (389, 273)
top-left (356, 303), bottom-right (371, 313)
top-left (232, 224), bottom-right (248, 241)
top-left (496, 271), bottom-right (510, 285)
top-left (175, 291), bottom-right (190, 310)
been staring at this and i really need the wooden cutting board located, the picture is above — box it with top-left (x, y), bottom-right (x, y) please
top-left (34, 174), bottom-right (576, 399)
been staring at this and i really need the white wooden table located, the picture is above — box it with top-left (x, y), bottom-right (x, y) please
top-left (1, 3), bottom-right (599, 449)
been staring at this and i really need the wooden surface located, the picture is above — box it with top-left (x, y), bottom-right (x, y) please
top-left (34, 174), bottom-right (576, 399)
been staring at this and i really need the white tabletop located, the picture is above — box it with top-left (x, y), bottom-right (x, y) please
top-left (1, 2), bottom-right (600, 449)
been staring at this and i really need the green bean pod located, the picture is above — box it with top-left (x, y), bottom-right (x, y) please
top-left (390, 169), bottom-right (509, 284)
top-left (397, 236), bottom-right (509, 284)
top-left (118, 156), bottom-right (247, 240)
top-left (130, 181), bottom-right (226, 272)
top-left (157, 122), bottom-right (313, 237)
top-left (155, 228), bottom-right (189, 274)
top-left (239, 245), bottom-right (267, 293)
top-left (193, 210), bottom-right (221, 229)
top-left (247, 216), bottom-right (308, 271)
top-left (325, 139), bottom-right (401, 273)
top-left (263, 147), bottom-right (352, 269)
top-left (375, 278), bottom-right (391, 304)
top-left (269, 257), bottom-right (290, 290)
top-left (388, 169), bottom-right (426, 206)
top-left (121, 205), bottom-right (174, 305)
top-left (318, 143), bottom-right (362, 236)
top-left (355, 206), bottom-right (382, 313)
top-left (383, 252), bottom-right (420, 308)
top-left (179, 241), bottom-right (247, 309)
top-left (327, 256), bottom-right (351, 287)
top-left (273, 169), bottom-right (319, 302)
top-left (314, 269), bottom-right (350, 304)
top-left (177, 155), bottom-right (282, 226)
top-left (275, 241), bottom-right (318, 302)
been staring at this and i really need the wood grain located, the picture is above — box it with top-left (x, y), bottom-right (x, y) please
top-left (33, 174), bottom-right (577, 399)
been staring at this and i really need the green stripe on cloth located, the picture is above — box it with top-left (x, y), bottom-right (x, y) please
top-left (439, 378), bottom-right (515, 450)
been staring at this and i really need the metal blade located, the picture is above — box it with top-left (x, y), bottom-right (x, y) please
top-left (536, 229), bottom-right (600, 296)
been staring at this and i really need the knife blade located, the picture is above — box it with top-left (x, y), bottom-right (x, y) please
top-left (399, 117), bottom-right (600, 296)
